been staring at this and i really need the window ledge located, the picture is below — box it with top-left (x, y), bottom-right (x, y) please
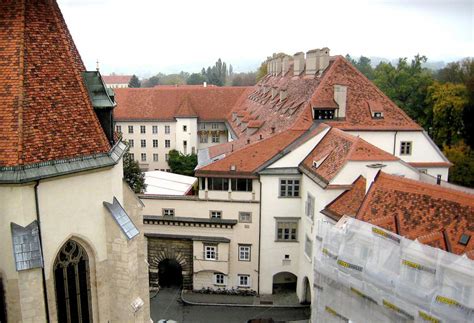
top-left (274, 240), bottom-right (299, 243)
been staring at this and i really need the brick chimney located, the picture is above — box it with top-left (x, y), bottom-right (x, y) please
top-left (306, 49), bottom-right (319, 75)
top-left (293, 52), bottom-right (305, 76)
top-left (334, 85), bottom-right (347, 118)
top-left (282, 56), bottom-right (292, 75)
top-left (319, 47), bottom-right (330, 73)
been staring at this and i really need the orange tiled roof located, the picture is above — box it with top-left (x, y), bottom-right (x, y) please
top-left (321, 176), bottom-right (367, 221)
top-left (113, 87), bottom-right (250, 121)
top-left (357, 172), bottom-right (474, 258)
top-left (0, 0), bottom-right (110, 167)
top-left (102, 75), bottom-right (132, 84)
top-left (300, 128), bottom-right (398, 183)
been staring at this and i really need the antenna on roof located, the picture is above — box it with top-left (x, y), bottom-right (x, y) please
top-left (96, 59), bottom-right (100, 71)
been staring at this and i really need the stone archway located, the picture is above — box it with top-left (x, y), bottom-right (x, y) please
top-left (147, 237), bottom-right (193, 289)
top-left (302, 276), bottom-right (311, 305)
top-left (272, 272), bottom-right (297, 294)
top-left (158, 259), bottom-right (183, 287)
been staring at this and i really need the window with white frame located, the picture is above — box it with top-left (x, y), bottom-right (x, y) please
top-left (162, 208), bottom-right (175, 216)
top-left (116, 125), bottom-right (122, 133)
top-left (211, 132), bottom-right (220, 143)
top-left (305, 235), bottom-right (313, 259)
top-left (214, 273), bottom-right (225, 285)
top-left (212, 123), bottom-right (218, 129)
top-left (210, 211), bottom-right (222, 219)
top-left (129, 139), bottom-right (134, 148)
top-left (204, 245), bottom-right (217, 260)
top-left (165, 125), bottom-right (170, 134)
top-left (141, 139), bottom-right (146, 148)
top-left (279, 179), bottom-right (300, 197)
top-left (400, 141), bottom-right (412, 155)
top-left (152, 125), bottom-right (158, 134)
top-left (141, 153), bottom-right (146, 162)
top-left (239, 212), bottom-right (252, 223)
top-left (140, 125), bottom-right (146, 134)
top-left (306, 193), bottom-right (315, 220)
top-left (153, 154), bottom-right (158, 162)
top-left (165, 140), bottom-right (171, 148)
top-left (238, 245), bottom-right (251, 261)
top-left (200, 134), bottom-right (208, 143)
top-left (128, 125), bottom-right (133, 134)
top-left (153, 139), bottom-right (158, 148)
top-left (276, 220), bottom-right (298, 241)
top-left (165, 154), bottom-right (169, 161)
top-left (238, 274), bottom-right (250, 287)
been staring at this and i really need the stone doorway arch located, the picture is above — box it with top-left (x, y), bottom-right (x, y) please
top-left (158, 259), bottom-right (183, 287)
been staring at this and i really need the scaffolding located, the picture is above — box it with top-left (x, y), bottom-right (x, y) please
top-left (312, 217), bottom-right (474, 322)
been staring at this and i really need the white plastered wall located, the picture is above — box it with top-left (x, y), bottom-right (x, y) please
top-left (175, 117), bottom-right (198, 155)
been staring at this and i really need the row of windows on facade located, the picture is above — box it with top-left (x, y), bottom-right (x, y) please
top-left (162, 208), bottom-right (252, 223)
top-left (128, 139), bottom-right (171, 148)
top-left (116, 123), bottom-right (222, 134)
top-left (199, 178), bottom-right (254, 192)
top-left (203, 244), bottom-right (251, 262)
top-left (129, 152), bottom-right (169, 162)
top-left (213, 273), bottom-right (251, 287)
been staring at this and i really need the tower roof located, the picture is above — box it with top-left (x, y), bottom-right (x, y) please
top-left (0, 0), bottom-right (110, 168)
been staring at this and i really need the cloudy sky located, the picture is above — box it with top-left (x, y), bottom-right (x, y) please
top-left (57, 0), bottom-right (473, 77)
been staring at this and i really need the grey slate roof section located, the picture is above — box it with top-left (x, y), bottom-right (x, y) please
top-left (11, 221), bottom-right (44, 271)
top-left (103, 197), bottom-right (139, 240)
top-left (82, 71), bottom-right (116, 109)
top-left (0, 141), bottom-right (126, 184)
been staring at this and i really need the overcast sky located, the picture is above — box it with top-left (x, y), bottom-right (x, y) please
top-left (57, 0), bottom-right (473, 77)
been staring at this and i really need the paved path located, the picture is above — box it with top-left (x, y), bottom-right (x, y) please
top-left (150, 287), bottom-right (311, 323)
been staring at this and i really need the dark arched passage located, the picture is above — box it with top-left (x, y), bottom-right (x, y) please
top-left (302, 276), bottom-right (311, 305)
top-left (272, 272), bottom-right (297, 294)
top-left (0, 275), bottom-right (6, 323)
top-left (158, 259), bottom-right (183, 288)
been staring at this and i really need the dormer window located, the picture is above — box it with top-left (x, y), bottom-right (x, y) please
top-left (313, 108), bottom-right (335, 120)
top-left (373, 112), bottom-right (383, 119)
top-left (368, 100), bottom-right (384, 119)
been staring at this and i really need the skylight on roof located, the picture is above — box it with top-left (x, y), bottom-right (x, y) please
top-left (459, 234), bottom-right (471, 246)
top-left (103, 197), bottom-right (139, 240)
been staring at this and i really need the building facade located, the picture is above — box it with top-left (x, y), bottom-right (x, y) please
top-left (102, 75), bottom-right (132, 88)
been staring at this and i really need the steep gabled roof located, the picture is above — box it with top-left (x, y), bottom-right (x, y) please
top-left (357, 172), bottom-right (474, 258)
top-left (113, 87), bottom-right (249, 121)
top-left (0, 0), bottom-right (110, 167)
top-left (300, 128), bottom-right (398, 183)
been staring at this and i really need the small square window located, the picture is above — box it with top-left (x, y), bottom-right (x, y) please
top-left (162, 208), bottom-right (174, 216)
top-left (211, 132), bottom-right (220, 143)
top-left (128, 125), bottom-right (134, 134)
top-left (239, 212), bottom-right (252, 223)
top-left (400, 141), bottom-right (412, 155)
top-left (165, 140), bottom-right (171, 148)
top-left (165, 125), bottom-right (170, 134)
top-left (153, 153), bottom-right (158, 162)
top-left (214, 273), bottom-right (226, 285)
top-left (204, 245), bottom-right (217, 260)
top-left (279, 179), bottom-right (300, 197)
top-left (238, 274), bottom-right (250, 287)
top-left (116, 125), bottom-right (122, 133)
top-left (141, 139), bottom-right (146, 148)
top-left (210, 211), bottom-right (222, 219)
top-left (200, 134), bottom-right (208, 143)
top-left (141, 153), bottom-right (146, 162)
top-left (129, 139), bottom-right (134, 148)
top-left (212, 123), bottom-right (219, 129)
top-left (238, 245), bottom-right (251, 261)
top-left (140, 125), bottom-right (146, 134)
top-left (276, 220), bottom-right (298, 241)
top-left (152, 125), bottom-right (158, 134)
top-left (153, 139), bottom-right (158, 148)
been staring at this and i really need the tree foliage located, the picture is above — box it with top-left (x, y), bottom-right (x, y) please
top-left (443, 141), bottom-right (474, 188)
top-left (231, 72), bottom-right (257, 86)
top-left (345, 55), bottom-right (374, 80)
top-left (123, 148), bottom-right (146, 193)
top-left (128, 74), bottom-right (141, 88)
top-left (256, 61), bottom-right (267, 81)
top-left (167, 150), bottom-right (197, 176)
top-left (201, 58), bottom-right (228, 86)
top-left (187, 73), bottom-right (206, 85)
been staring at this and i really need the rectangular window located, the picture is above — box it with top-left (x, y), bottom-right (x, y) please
top-left (165, 154), bottom-right (169, 161)
top-left (276, 220), bottom-right (298, 241)
top-left (141, 153), bottom-right (146, 162)
top-left (210, 210), bottom-right (222, 219)
top-left (214, 273), bottom-right (225, 285)
top-left (183, 125), bottom-right (187, 132)
top-left (152, 125), bottom-right (158, 134)
top-left (313, 108), bottom-right (335, 120)
top-left (305, 235), bottom-right (313, 258)
top-left (306, 193), bottom-right (315, 220)
top-left (238, 245), bottom-right (251, 261)
top-left (239, 212), bottom-right (252, 223)
top-left (400, 141), bottom-right (412, 155)
top-left (231, 178), bottom-right (253, 192)
top-left (166, 169), bottom-right (171, 172)
top-left (204, 245), bottom-right (217, 260)
top-left (153, 139), bottom-right (158, 148)
top-left (212, 123), bottom-right (218, 129)
top-left (128, 125), bottom-right (134, 134)
top-left (141, 139), bottom-right (146, 148)
top-left (165, 125), bottom-right (170, 134)
top-left (162, 208), bottom-right (175, 216)
top-left (211, 132), bottom-right (220, 143)
top-left (200, 123), bottom-right (206, 130)
top-left (140, 125), bottom-right (146, 134)
top-left (200, 134), bottom-right (208, 143)
top-left (238, 274), bottom-right (250, 287)
top-left (208, 177), bottom-right (229, 191)
top-left (153, 153), bottom-right (159, 162)
top-left (165, 140), bottom-right (171, 148)
top-left (279, 179), bottom-right (300, 197)
top-left (129, 139), bottom-right (134, 148)
top-left (200, 177), bottom-right (205, 190)
top-left (129, 153), bottom-right (134, 160)
top-left (116, 125), bottom-right (122, 133)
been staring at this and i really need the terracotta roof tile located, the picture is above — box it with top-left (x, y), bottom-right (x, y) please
top-left (113, 87), bottom-right (249, 121)
top-left (357, 172), bottom-right (474, 257)
top-left (0, 0), bottom-right (110, 167)
top-left (102, 75), bottom-right (132, 84)
top-left (175, 96), bottom-right (198, 117)
top-left (322, 176), bottom-right (367, 221)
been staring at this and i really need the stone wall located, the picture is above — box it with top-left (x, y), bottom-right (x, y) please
top-left (147, 238), bottom-right (193, 289)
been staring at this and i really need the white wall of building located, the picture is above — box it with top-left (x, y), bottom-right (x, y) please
top-left (175, 117), bottom-right (198, 155)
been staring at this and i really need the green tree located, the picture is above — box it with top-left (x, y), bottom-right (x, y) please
top-left (346, 55), bottom-right (374, 80)
top-left (142, 75), bottom-right (160, 87)
top-left (128, 74), bottom-right (141, 88)
top-left (231, 72), bottom-right (257, 86)
top-left (427, 82), bottom-right (469, 147)
top-left (373, 55), bottom-right (434, 128)
top-left (167, 150), bottom-right (197, 176)
top-left (187, 73), bottom-right (206, 85)
top-left (443, 141), bottom-right (474, 188)
top-left (256, 61), bottom-right (267, 81)
top-left (123, 148), bottom-right (146, 193)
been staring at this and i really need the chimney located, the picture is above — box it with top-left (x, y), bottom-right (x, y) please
top-left (365, 164), bottom-right (386, 193)
top-left (279, 89), bottom-right (288, 102)
top-left (282, 56), bottom-right (292, 75)
top-left (267, 61), bottom-right (272, 75)
top-left (203, 81), bottom-right (207, 88)
top-left (334, 85), bottom-right (347, 118)
top-left (271, 87), bottom-right (278, 99)
top-left (319, 47), bottom-right (330, 73)
top-left (272, 60), bottom-right (277, 76)
top-left (293, 52), bottom-right (305, 76)
top-left (275, 57), bottom-right (282, 75)
top-left (305, 49), bottom-right (319, 75)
